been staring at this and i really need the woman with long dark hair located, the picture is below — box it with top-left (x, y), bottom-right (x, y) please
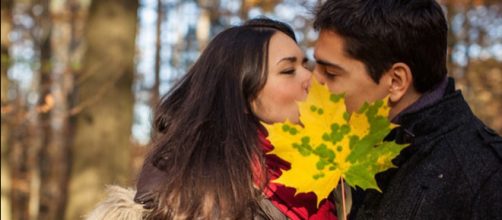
top-left (87, 18), bottom-right (337, 220)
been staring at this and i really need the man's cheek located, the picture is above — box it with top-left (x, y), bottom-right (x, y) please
top-left (325, 82), bottom-right (339, 93)
top-left (328, 82), bottom-right (346, 94)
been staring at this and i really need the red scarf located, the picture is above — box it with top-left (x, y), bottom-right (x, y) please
top-left (256, 127), bottom-right (338, 220)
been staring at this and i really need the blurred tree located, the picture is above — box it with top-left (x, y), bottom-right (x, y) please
top-left (240, 0), bottom-right (282, 19)
top-left (1, 0), bottom-right (13, 219)
top-left (442, 0), bottom-right (502, 133)
top-left (65, 0), bottom-right (139, 219)
top-left (465, 59), bottom-right (502, 131)
top-left (35, 0), bottom-right (88, 218)
top-left (5, 0), bottom-right (89, 219)
top-left (197, 0), bottom-right (220, 49)
top-left (8, 1), bottom-right (49, 219)
top-left (151, 0), bottom-right (163, 111)
top-left (35, 0), bottom-right (54, 216)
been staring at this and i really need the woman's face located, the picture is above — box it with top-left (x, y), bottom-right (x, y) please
top-left (252, 32), bottom-right (312, 124)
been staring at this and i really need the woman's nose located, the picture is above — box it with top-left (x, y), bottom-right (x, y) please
top-left (300, 69), bottom-right (312, 89)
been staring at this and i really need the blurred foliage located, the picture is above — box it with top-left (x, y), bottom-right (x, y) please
top-left (0, 0), bottom-right (501, 219)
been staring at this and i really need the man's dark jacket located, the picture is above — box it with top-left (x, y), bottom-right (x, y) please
top-left (353, 78), bottom-right (502, 220)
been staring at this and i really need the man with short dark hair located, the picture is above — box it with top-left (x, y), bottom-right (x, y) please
top-left (313, 0), bottom-right (502, 219)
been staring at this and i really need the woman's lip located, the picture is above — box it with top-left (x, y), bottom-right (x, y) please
top-left (299, 93), bottom-right (308, 101)
top-left (297, 87), bottom-right (310, 101)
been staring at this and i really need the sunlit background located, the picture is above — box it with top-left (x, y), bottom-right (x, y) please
top-left (1, 0), bottom-right (501, 219)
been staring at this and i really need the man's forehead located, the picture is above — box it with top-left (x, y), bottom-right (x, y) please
top-left (313, 42), bottom-right (331, 62)
top-left (313, 40), bottom-right (350, 73)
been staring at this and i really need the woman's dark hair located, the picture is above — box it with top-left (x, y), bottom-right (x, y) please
top-left (314, 0), bottom-right (448, 93)
top-left (145, 17), bottom-right (296, 219)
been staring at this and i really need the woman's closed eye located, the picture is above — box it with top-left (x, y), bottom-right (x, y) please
top-left (280, 68), bottom-right (296, 74)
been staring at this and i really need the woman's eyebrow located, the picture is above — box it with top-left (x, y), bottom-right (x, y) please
top-left (277, 56), bottom-right (309, 65)
top-left (277, 56), bottom-right (297, 64)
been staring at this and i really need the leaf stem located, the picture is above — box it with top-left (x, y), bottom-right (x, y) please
top-left (341, 177), bottom-right (347, 220)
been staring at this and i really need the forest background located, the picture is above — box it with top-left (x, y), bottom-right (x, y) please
top-left (1, 0), bottom-right (501, 219)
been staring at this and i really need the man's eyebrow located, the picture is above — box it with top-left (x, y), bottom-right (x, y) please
top-left (314, 55), bottom-right (347, 72)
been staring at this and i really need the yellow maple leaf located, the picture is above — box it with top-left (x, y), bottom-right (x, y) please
top-left (264, 79), bottom-right (407, 206)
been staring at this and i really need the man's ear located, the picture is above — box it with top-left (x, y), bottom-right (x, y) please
top-left (387, 62), bottom-right (413, 103)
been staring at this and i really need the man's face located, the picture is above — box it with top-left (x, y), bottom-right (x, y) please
top-left (314, 30), bottom-right (390, 113)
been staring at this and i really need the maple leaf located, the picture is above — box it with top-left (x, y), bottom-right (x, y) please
top-left (264, 79), bottom-right (408, 205)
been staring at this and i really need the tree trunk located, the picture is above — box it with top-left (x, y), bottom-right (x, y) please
top-left (1, 0), bottom-right (13, 219)
top-left (8, 0), bottom-right (51, 219)
top-left (151, 0), bottom-right (162, 109)
top-left (36, 0), bottom-right (80, 218)
top-left (33, 0), bottom-right (53, 218)
top-left (444, 0), bottom-right (457, 76)
top-left (196, 0), bottom-right (212, 50)
top-left (65, 0), bottom-right (139, 219)
top-left (460, 1), bottom-right (473, 83)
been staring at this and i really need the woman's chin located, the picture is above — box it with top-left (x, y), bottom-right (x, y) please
top-left (287, 116), bottom-right (300, 125)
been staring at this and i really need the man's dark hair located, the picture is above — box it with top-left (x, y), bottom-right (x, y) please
top-left (314, 0), bottom-right (448, 93)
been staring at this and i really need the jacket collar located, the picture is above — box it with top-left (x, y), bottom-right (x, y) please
top-left (396, 77), bottom-right (474, 146)
top-left (392, 76), bottom-right (449, 124)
